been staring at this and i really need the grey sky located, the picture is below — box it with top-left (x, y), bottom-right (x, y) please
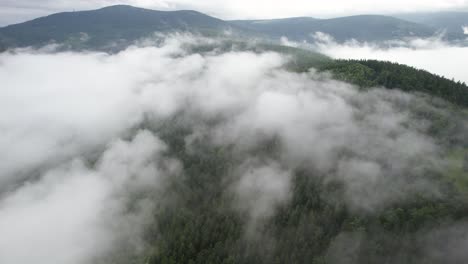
top-left (1, 0), bottom-right (468, 26)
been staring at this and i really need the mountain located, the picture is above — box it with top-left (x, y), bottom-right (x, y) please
top-left (3, 6), bottom-right (468, 264)
top-left (231, 15), bottom-right (437, 42)
top-left (396, 12), bottom-right (468, 37)
top-left (318, 59), bottom-right (468, 107)
top-left (0, 6), bottom-right (458, 52)
top-left (0, 5), bottom-right (245, 51)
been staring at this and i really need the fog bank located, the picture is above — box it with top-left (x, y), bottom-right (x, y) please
top-left (0, 36), bottom-right (465, 263)
top-left (313, 33), bottom-right (468, 83)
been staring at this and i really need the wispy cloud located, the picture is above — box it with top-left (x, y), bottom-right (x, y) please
top-left (312, 32), bottom-right (468, 83)
top-left (463, 26), bottom-right (468, 35)
top-left (0, 35), bottom-right (466, 263)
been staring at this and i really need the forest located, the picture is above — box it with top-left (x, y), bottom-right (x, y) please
top-left (91, 53), bottom-right (468, 264)
top-left (319, 59), bottom-right (468, 107)
top-left (1, 20), bottom-right (468, 262)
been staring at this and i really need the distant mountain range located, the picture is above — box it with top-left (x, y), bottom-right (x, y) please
top-left (0, 5), bottom-right (467, 51)
top-left (231, 15), bottom-right (437, 43)
top-left (395, 12), bottom-right (468, 37)
top-left (0, 5), bottom-right (242, 51)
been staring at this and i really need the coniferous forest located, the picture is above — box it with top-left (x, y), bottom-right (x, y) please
top-left (1, 5), bottom-right (468, 264)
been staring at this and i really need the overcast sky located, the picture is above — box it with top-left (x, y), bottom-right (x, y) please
top-left (1, 0), bottom-right (468, 26)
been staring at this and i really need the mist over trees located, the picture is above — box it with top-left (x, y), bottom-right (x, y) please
top-left (319, 59), bottom-right (468, 107)
top-left (0, 31), bottom-right (468, 264)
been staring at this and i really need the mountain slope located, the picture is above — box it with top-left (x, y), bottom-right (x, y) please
top-left (232, 15), bottom-right (437, 42)
top-left (396, 12), bottom-right (468, 37)
top-left (318, 59), bottom-right (468, 107)
top-left (2, 14), bottom-right (468, 263)
top-left (0, 5), bottom-right (243, 50)
top-left (0, 6), bottom-right (453, 52)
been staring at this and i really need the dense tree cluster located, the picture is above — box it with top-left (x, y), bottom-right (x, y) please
top-left (319, 59), bottom-right (468, 107)
top-left (108, 110), bottom-right (468, 264)
top-left (90, 55), bottom-right (468, 264)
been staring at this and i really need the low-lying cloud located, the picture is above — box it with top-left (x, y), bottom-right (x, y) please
top-left (312, 32), bottom-right (468, 83)
top-left (0, 35), bottom-right (466, 263)
top-left (0, 130), bottom-right (177, 264)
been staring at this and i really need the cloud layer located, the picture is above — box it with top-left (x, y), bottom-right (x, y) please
top-left (0, 36), bottom-right (465, 263)
top-left (0, 130), bottom-right (177, 264)
top-left (312, 33), bottom-right (468, 83)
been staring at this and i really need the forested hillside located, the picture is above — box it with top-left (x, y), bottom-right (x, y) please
top-left (0, 5), bottom-right (247, 51)
top-left (2, 5), bottom-right (466, 52)
top-left (231, 15), bottom-right (436, 42)
top-left (115, 91), bottom-right (468, 264)
top-left (1, 6), bottom-right (468, 263)
top-left (396, 12), bottom-right (468, 37)
top-left (319, 60), bottom-right (468, 107)
top-left (139, 129), bottom-right (467, 264)
top-left (91, 44), bottom-right (468, 264)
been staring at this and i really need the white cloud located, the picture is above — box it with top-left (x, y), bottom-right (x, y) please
top-left (280, 36), bottom-right (300, 48)
top-left (463, 26), bottom-right (468, 35)
top-left (232, 161), bottom-right (292, 234)
top-left (0, 130), bottom-right (173, 264)
top-left (313, 33), bottom-right (468, 83)
top-left (0, 35), bottom-right (464, 262)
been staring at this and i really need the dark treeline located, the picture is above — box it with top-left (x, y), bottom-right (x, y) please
top-left (319, 59), bottom-right (468, 107)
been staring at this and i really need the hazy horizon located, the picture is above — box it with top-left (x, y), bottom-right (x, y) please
top-left (1, 1), bottom-right (468, 26)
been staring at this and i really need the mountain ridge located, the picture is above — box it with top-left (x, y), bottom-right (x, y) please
top-left (395, 11), bottom-right (468, 37)
top-left (0, 5), bottom-right (241, 51)
top-left (232, 14), bottom-right (437, 42)
top-left (1, 5), bottom-right (467, 52)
